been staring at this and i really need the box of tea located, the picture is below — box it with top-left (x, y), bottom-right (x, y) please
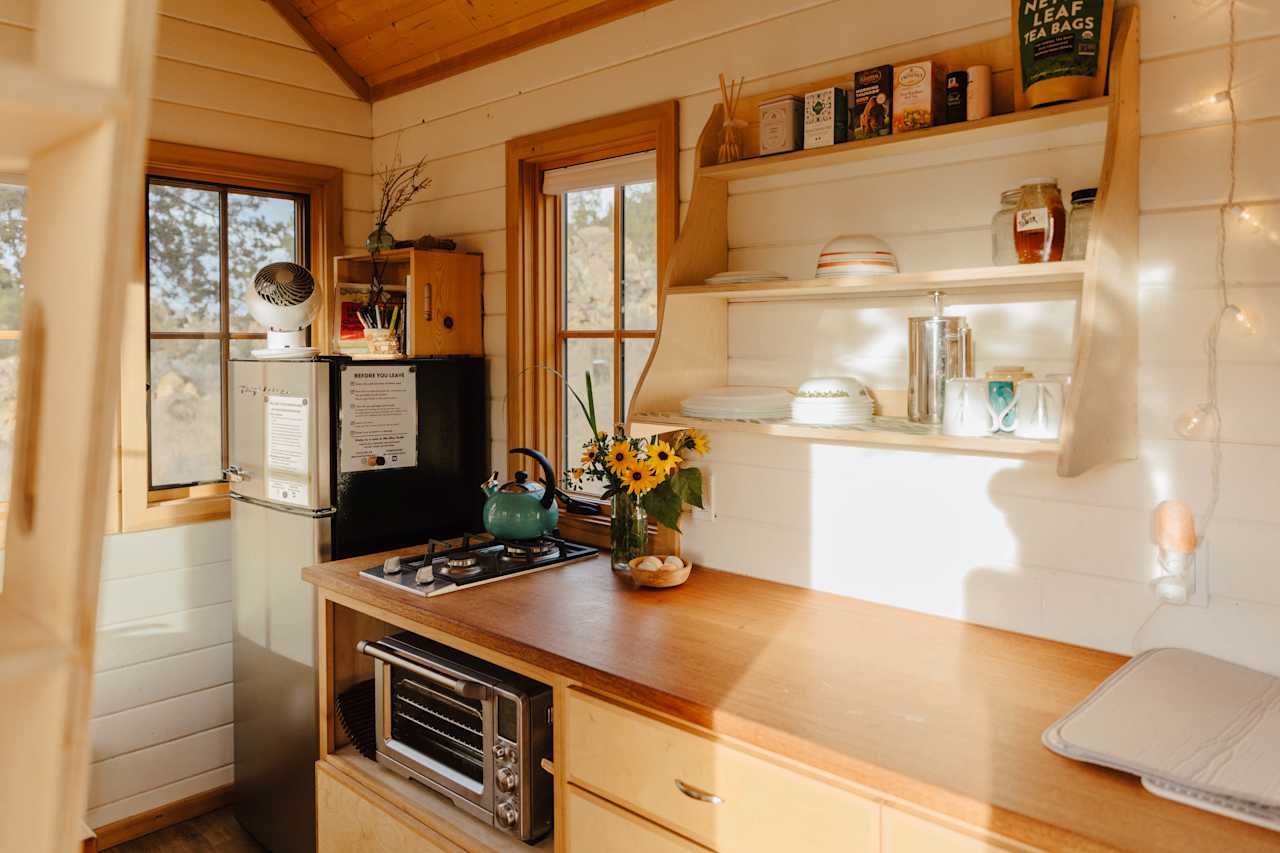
top-left (892, 61), bottom-right (945, 132)
top-left (852, 65), bottom-right (892, 140)
top-left (804, 86), bottom-right (849, 149)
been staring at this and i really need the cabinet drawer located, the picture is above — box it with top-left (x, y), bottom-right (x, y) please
top-left (316, 762), bottom-right (459, 853)
top-left (882, 806), bottom-right (1020, 853)
top-left (566, 784), bottom-right (706, 852)
top-left (565, 689), bottom-right (878, 852)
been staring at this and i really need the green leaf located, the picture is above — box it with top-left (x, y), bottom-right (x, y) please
top-left (669, 467), bottom-right (704, 509)
top-left (641, 482), bottom-right (684, 532)
top-left (583, 371), bottom-right (598, 436)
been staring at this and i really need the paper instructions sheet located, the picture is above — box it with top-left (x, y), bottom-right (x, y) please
top-left (266, 395), bottom-right (310, 506)
top-left (340, 364), bottom-right (418, 473)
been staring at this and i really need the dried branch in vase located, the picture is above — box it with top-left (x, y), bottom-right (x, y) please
top-left (367, 136), bottom-right (433, 255)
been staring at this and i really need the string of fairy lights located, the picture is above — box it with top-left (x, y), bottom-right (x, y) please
top-left (1171, 0), bottom-right (1256, 539)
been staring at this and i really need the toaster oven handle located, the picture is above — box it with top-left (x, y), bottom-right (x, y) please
top-left (357, 640), bottom-right (490, 701)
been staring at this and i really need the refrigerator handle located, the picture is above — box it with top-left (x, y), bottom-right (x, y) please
top-left (229, 491), bottom-right (336, 518)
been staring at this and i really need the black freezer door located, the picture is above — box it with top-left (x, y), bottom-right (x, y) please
top-left (329, 357), bottom-right (488, 559)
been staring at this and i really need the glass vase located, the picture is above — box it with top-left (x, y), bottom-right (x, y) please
top-left (365, 224), bottom-right (396, 253)
top-left (610, 492), bottom-right (648, 572)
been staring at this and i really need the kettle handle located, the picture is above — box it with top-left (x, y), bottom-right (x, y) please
top-left (510, 447), bottom-right (556, 510)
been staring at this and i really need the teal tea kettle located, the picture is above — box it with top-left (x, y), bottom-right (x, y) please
top-left (481, 448), bottom-right (560, 541)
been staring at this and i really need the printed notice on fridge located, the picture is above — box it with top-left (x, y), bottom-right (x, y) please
top-left (266, 395), bottom-right (310, 506)
top-left (340, 365), bottom-right (417, 473)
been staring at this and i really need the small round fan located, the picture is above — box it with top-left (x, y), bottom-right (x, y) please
top-left (246, 262), bottom-right (320, 359)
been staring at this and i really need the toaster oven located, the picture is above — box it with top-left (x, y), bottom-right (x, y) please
top-left (357, 632), bottom-right (553, 842)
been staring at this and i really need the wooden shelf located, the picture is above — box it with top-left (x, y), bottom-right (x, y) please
top-left (629, 9), bottom-right (1140, 476)
top-left (671, 262), bottom-right (1086, 300)
top-left (0, 59), bottom-right (119, 171)
top-left (630, 413), bottom-right (1058, 457)
top-left (700, 98), bottom-right (1110, 182)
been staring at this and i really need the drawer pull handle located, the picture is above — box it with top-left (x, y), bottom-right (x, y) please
top-left (674, 779), bottom-right (723, 805)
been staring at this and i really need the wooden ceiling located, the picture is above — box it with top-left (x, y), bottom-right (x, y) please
top-left (267, 0), bottom-right (674, 101)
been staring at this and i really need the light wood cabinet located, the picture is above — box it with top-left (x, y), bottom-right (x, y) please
top-left (564, 689), bottom-right (879, 852)
top-left (333, 248), bottom-right (483, 357)
top-left (882, 806), bottom-right (1019, 853)
top-left (316, 761), bottom-right (460, 853)
top-left (565, 784), bottom-right (707, 852)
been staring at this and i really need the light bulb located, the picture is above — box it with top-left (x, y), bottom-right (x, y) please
top-left (1175, 403), bottom-right (1220, 440)
top-left (1226, 303), bottom-right (1259, 336)
top-left (1209, 90), bottom-right (1230, 104)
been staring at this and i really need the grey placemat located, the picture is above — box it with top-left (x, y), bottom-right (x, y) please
top-left (1043, 647), bottom-right (1280, 831)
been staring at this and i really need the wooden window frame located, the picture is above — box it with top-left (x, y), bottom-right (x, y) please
top-left (505, 102), bottom-right (678, 551)
top-left (121, 141), bottom-right (342, 532)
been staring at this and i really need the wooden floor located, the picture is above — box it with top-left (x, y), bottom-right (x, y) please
top-left (104, 808), bottom-right (265, 853)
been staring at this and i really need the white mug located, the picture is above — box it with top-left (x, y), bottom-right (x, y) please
top-left (943, 378), bottom-right (1002, 436)
top-left (1013, 379), bottom-right (1064, 439)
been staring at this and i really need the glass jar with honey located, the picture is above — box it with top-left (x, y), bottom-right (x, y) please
top-left (1014, 177), bottom-right (1066, 264)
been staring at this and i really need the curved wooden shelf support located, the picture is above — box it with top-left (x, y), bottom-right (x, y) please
top-left (629, 7), bottom-right (1140, 477)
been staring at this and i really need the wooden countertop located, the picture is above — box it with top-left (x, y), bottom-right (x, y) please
top-left (303, 551), bottom-right (1280, 853)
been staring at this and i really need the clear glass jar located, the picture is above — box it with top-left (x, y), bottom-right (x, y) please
top-left (610, 492), bottom-right (648, 572)
top-left (1014, 177), bottom-right (1066, 263)
top-left (1064, 188), bottom-right (1096, 261)
top-left (991, 188), bottom-right (1021, 265)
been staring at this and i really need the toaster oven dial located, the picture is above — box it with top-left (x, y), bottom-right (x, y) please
top-left (493, 742), bottom-right (516, 762)
top-left (496, 766), bottom-right (519, 793)
top-left (496, 800), bottom-right (519, 829)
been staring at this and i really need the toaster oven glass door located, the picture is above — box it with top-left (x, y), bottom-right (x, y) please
top-left (385, 663), bottom-right (494, 805)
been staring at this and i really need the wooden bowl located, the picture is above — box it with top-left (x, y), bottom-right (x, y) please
top-left (627, 556), bottom-right (693, 589)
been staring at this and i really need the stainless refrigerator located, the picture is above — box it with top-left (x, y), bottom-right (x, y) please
top-left (228, 356), bottom-right (486, 853)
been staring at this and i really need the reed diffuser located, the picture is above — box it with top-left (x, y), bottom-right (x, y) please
top-left (717, 73), bottom-right (745, 164)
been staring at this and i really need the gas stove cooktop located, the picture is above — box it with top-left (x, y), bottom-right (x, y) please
top-left (359, 532), bottom-right (598, 597)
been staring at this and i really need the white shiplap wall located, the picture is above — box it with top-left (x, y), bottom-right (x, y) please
top-left (372, 0), bottom-right (1280, 676)
top-left (0, 0), bottom-right (372, 829)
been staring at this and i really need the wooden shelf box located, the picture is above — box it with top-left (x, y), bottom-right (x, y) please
top-left (333, 248), bottom-right (483, 358)
top-left (627, 9), bottom-right (1140, 477)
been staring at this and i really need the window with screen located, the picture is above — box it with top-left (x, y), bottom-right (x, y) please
top-left (551, 155), bottom-right (658, 493)
top-left (145, 177), bottom-right (308, 489)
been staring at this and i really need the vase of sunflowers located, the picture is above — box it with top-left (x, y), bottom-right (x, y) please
top-left (563, 373), bottom-right (709, 572)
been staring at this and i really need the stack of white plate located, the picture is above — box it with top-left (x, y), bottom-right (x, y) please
top-left (814, 235), bottom-right (899, 278)
top-left (790, 377), bottom-right (874, 426)
top-left (703, 270), bottom-right (788, 285)
top-left (681, 386), bottom-right (793, 420)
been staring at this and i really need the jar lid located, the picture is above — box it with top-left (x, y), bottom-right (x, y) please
top-left (1000, 188), bottom-right (1022, 204)
top-left (1020, 177), bottom-right (1059, 187)
top-left (1071, 187), bottom-right (1098, 204)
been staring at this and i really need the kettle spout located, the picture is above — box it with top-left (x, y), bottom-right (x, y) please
top-left (481, 470), bottom-right (500, 497)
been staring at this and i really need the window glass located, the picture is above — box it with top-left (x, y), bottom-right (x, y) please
top-left (622, 181), bottom-right (658, 331)
top-left (564, 187), bottom-right (614, 330)
top-left (149, 339), bottom-right (223, 486)
top-left (148, 183), bottom-right (221, 332)
top-left (0, 182), bottom-right (25, 503)
top-left (228, 192), bottom-right (298, 332)
top-left (622, 337), bottom-right (653, 421)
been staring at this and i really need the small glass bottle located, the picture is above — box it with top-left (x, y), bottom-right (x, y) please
top-left (1014, 177), bottom-right (1066, 263)
top-left (1064, 187), bottom-right (1097, 261)
top-left (991, 188), bottom-right (1021, 265)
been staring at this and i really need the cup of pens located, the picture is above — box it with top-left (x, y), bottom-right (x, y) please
top-left (358, 303), bottom-right (402, 357)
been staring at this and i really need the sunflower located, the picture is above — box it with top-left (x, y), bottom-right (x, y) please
top-left (605, 442), bottom-right (638, 476)
top-left (580, 446), bottom-right (598, 467)
top-left (647, 440), bottom-right (680, 477)
top-left (621, 462), bottom-right (660, 496)
top-left (685, 428), bottom-right (710, 456)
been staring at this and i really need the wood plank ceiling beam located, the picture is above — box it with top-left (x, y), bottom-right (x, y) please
top-left (263, 0), bottom-right (372, 101)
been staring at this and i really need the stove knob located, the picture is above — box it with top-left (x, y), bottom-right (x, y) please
top-left (496, 801), bottom-right (519, 830)
top-left (493, 743), bottom-right (515, 762)
top-left (496, 766), bottom-right (518, 793)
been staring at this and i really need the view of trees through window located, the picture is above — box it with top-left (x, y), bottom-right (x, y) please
top-left (0, 181), bottom-right (24, 503)
top-left (146, 178), bottom-right (304, 488)
top-left (562, 178), bottom-right (658, 493)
